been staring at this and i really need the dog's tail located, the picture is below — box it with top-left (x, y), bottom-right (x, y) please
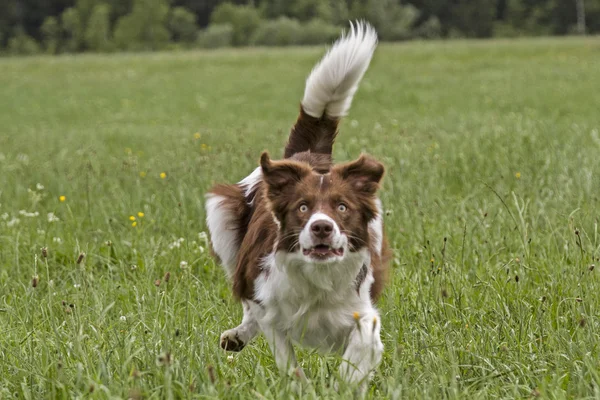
top-left (284, 21), bottom-right (378, 159)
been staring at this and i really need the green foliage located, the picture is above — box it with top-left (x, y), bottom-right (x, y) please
top-left (114, 0), bottom-right (170, 51)
top-left (250, 17), bottom-right (303, 46)
top-left (169, 7), bottom-right (198, 43)
top-left (197, 23), bottom-right (233, 48)
top-left (41, 16), bottom-right (60, 54)
top-left (415, 16), bottom-right (442, 39)
top-left (300, 19), bottom-right (341, 45)
top-left (61, 7), bottom-right (83, 52)
top-left (211, 3), bottom-right (262, 46)
top-left (7, 29), bottom-right (40, 55)
top-left (85, 4), bottom-right (113, 52)
top-left (363, 0), bottom-right (420, 41)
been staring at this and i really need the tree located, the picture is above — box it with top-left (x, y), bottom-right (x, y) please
top-left (211, 3), bottom-right (262, 46)
top-left (169, 6), bottom-right (198, 43)
top-left (85, 3), bottom-right (113, 52)
top-left (41, 16), bottom-right (60, 54)
top-left (114, 0), bottom-right (170, 51)
top-left (61, 7), bottom-right (83, 52)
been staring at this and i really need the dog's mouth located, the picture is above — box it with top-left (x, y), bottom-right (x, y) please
top-left (302, 244), bottom-right (344, 259)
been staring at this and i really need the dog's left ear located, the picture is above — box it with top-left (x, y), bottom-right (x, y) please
top-left (334, 154), bottom-right (384, 195)
top-left (260, 152), bottom-right (311, 197)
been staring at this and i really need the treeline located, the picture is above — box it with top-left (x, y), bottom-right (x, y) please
top-left (1, 0), bottom-right (598, 55)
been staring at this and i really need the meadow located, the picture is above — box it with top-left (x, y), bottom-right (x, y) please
top-left (1, 37), bottom-right (599, 399)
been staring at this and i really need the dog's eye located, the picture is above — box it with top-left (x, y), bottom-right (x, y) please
top-left (299, 204), bottom-right (309, 213)
top-left (337, 203), bottom-right (348, 212)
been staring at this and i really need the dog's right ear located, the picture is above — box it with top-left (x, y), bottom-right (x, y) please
top-left (260, 151), bottom-right (311, 197)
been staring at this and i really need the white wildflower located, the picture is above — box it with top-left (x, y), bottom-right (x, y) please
top-left (120, 315), bottom-right (127, 322)
top-left (47, 212), bottom-right (59, 222)
top-left (53, 237), bottom-right (62, 244)
top-left (350, 119), bottom-right (359, 128)
top-left (7, 217), bottom-right (20, 227)
top-left (19, 210), bottom-right (39, 217)
top-left (36, 183), bottom-right (45, 190)
top-left (168, 237), bottom-right (185, 250)
top-left (180, 260), bottom-right (188, 269)
top-left (1, 213), bottom-right (8, 220)
top-left (73, 283), bottom-right (81, 289)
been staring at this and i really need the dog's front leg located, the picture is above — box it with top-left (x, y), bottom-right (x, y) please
top-left (220, 300), bottom-right (260, 352)
top-left (339, 310), bottom-right (384, 385)
top-left (262, 325), bottom-right (306, 379)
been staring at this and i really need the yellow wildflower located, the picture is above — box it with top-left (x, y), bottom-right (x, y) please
top-left (132, 221), bottom-right (137, 227)
top-left (194, 132), bottom-right (201, 139)
top-left (515, 172), bottom-right (521, 179)
top-left (160, 172), bottom-right (167, 179)
top-left (129, 216), bottom-right (136, 221)
top-left (59, 195), bottom-right (66, 202)
top-left (138, 212), bottom-right (144, 218)
top-left (139, 171), bottom-right (147, 178)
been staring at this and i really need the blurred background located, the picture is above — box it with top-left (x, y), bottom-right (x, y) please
top-left (0, 0), bottom-right (598, 55)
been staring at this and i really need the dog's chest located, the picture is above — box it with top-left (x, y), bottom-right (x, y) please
top-left (254, 259), bottom-right (372, 352)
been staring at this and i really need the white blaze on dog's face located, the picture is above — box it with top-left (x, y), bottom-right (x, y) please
top-left (260, 152), bottom-right (384, 263)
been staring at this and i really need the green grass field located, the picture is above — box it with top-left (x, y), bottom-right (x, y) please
top-left (1, 37), bottom-right (600, 399)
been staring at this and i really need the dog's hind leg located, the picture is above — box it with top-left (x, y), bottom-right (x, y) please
top-left (220, 300), bottom-right (259, 352)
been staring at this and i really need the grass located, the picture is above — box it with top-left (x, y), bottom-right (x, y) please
top-left (1, 36), bottom-right (600, 399)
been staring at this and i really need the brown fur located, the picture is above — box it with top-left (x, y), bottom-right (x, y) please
top-left (284, 107), bottom-right (339, 159)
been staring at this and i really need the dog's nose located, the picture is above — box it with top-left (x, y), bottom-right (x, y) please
top-left (311, 220), bottom-right (333, 239)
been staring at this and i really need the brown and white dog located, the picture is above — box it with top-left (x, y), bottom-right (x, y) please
top-left (206, 22), bottom-right (390, 385)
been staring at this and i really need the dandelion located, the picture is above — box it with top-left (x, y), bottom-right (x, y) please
top-left (59, 195), bottom-right (66, 202)
top-left (132, 221), bottom-right (137, 227)
top-left (139, 171), bottom-right (147, 178)
top-left (129, 215), bottom-right (136, 221)
top-left (160, 172), bottom-right (167, 179)
top-left (194, 132), bottom-right (201, 140)
top-left (137, 212), bottom-right (144, 218)
top-left (515, 172), bottom-right (521, 179)
top-left (201, 143), bottom-right (208, 151)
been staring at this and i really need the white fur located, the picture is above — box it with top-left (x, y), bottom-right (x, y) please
top-left (239, 167), bottom-right (262, 201)
top-left (247, 247), bottom-right (382, 383)
top-left (369, 198), bottom-right (383, 254)
top-left (298, 212), bottom-right (345, 258)
top-left (205, 194), bottom-right (239, 278)
top-left (302, 21), bottom-right (378, 118)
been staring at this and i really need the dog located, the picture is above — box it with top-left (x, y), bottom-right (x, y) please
top-left (205, 21), bottom-right (390, 385)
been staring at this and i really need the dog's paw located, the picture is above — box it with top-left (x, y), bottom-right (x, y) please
top-left (220, 329), bottom-right (246, 352)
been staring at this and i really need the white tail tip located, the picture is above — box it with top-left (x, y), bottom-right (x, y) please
top-left (301, 21), bottom-right (378, 119)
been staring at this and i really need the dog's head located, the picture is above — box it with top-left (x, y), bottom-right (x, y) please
top-left (260, 152), bottom-right (384, 263)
